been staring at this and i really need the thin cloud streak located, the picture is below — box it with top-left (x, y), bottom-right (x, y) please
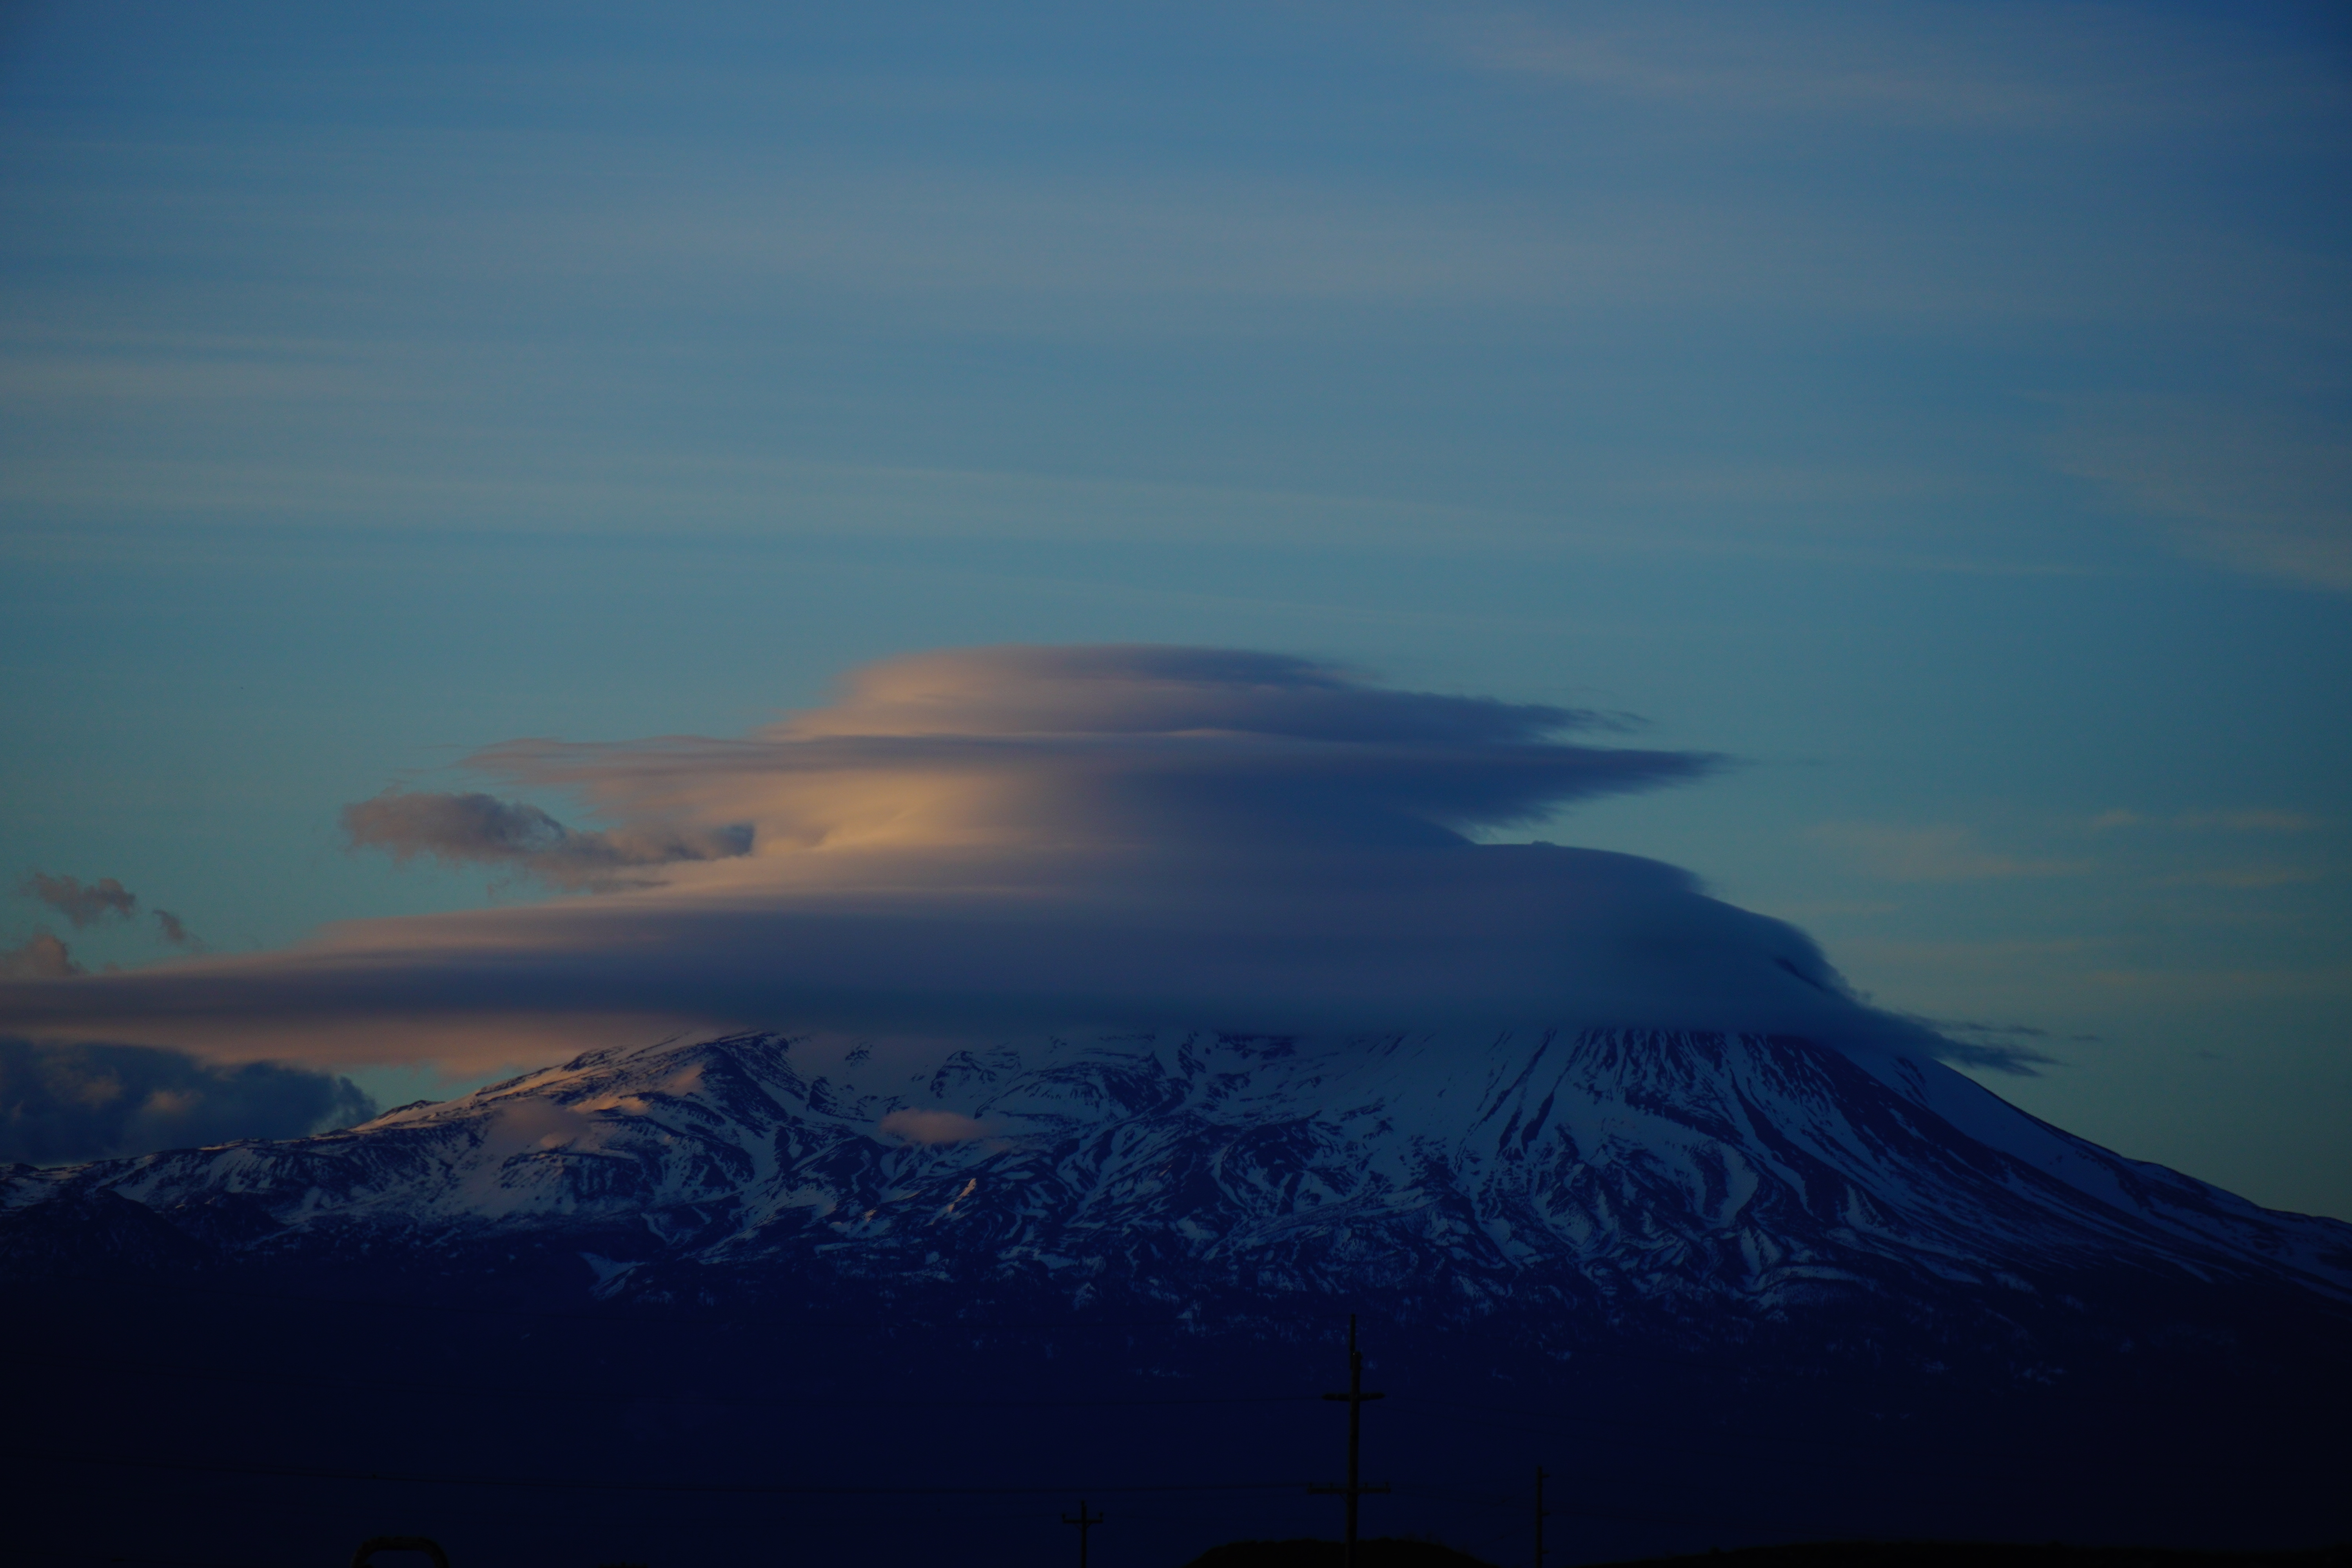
top-left (2052, 398), bottom-right (2352, 595)
top-left (1457, 3), bottom-right (2352, 132)
top-left (2091, 809), bottom-right (2325, 834)
top-left (1807, 822), bottom-right (2089, 883)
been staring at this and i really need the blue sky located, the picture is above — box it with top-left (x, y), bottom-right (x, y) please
top-left (2, 1), bottom-right (2348, 1216)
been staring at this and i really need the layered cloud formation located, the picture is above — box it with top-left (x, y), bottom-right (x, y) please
top-left (0, 646), bottom-right (2002, 1079)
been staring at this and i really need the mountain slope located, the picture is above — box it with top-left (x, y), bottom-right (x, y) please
top-left (8, 1028), bottom-right (2346, 1348)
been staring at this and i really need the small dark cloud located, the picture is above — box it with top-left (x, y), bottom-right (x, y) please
top-left (0, 1038), bottom-right (376, 1165)
top-left (15, 876), bottom-right (202, 956)
top-left (0, 933), bottom-right (81, 980)
top-left (22, 872), bottom-right (136, 929)
top-left (342, 790), bottom-right (753, 889)
top-left (152, 910), bottom-right (202, 950)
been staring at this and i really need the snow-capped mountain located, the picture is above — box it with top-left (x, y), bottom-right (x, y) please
top-left (8, 1027), bottom-right (2347, 1349)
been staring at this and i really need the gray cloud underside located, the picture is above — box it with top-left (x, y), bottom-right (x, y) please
top-left (0, 1037), bottom-right (374, 1166)
top-left (0, 844), bottom-right (2017, 1068)
top-left (0, 645), bottom-right (2030, 1075)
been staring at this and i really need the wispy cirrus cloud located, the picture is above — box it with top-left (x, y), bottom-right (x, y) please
top-left (1807, 822), bottom-right (2087, 883)
top-left (2091, 808), bottom-right (2326, 834)
top-left (1456, 3), bottom-right (2350, 132)
top-left (2157, 867), bottom-right (2327, 891)
top-left (2051, 399), bottom-right (2352, 596)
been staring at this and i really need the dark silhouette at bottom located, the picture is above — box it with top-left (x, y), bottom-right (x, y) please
top-left (1183, 1546), bottom-right (2352, 1568)
top-left (1063, 1499), bottom-right (1104, 1567)
top-left (1185, 1541), bottom-right (1497, 1568)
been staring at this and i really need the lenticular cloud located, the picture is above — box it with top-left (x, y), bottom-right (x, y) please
top-left (0, 645), bottom-right (1984, 1074)
top-left (462, 644), bottom-right (1711, 855)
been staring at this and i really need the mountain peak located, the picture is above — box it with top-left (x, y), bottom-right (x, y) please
top-left (12, 1025), bottom-right (2348, 1337)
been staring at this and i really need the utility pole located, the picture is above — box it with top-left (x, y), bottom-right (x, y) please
top-left (1061, 1499), bottom-right (1103, 1568)
top-left (1308, 1313), bottom-right (1390, 1568)
top-left (1534, 1465), bottom-right (1551, 1568)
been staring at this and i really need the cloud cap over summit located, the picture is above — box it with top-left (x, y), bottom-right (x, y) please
top-left (0, 645), bottom-right (1980, 1073)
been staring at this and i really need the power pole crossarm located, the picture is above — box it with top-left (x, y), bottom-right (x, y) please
top-left (1061, 1499), bottom-right (1104, 1568)
top-left (1535, 1465), bottom-right (1550, 1568)
top-left (1308, 1314), bottom-right (1389, 1568)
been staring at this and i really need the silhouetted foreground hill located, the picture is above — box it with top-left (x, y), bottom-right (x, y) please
top-left (1182, 1544), bottom-right (2352, 1568)
top-left (1579, 1547), bottom-right (2352, 1568)
top-left (1185, 1540), bottom-right (1499, 1568)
